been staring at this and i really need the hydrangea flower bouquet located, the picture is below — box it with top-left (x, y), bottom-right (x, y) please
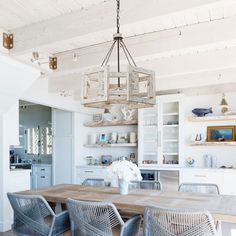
top-left (107, 160), bottom-right (142, 195)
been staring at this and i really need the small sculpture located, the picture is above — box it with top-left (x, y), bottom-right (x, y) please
top-left (192, 107), bottom-right (213, 117)
top-left (220, 93), bottom-right (228, 114)
top-left (121, 106), bottom-right (135, 121)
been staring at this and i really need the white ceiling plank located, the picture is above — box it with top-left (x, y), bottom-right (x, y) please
top-left (9, 0), bottom-right (230, 56)
top-left (53, 16), bottom-right (236, 73)
top-left (158, 67), bottom-right (236, 93)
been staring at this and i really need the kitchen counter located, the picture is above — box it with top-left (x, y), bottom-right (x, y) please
top-left (77, 165), bottom-right (236, 172)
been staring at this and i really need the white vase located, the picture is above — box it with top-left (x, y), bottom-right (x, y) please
top-left (118, 179), bottom-right (129, 195)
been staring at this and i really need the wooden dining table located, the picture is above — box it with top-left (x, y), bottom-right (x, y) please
top-left (16, 184), bottom-right (236, 223)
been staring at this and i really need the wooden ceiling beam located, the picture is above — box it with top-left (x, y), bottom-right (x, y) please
top-left (9, 0), bottom-right (228, 56)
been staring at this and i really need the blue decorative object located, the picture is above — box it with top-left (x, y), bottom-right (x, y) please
top-left (192, 107), bottom-right (213, 117)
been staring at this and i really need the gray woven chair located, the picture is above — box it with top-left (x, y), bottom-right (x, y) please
top-left (144, 205), bottom-right (218, 236)
top-left (82, 178), bottom-right (110, 187)
top-left (129, 180), bottom-right (162, 190)
top-left (66, 198), bottom-right (141, 236)
top-left (178, 183), bottom-right (220, 194)
top-left (7, 192), bottom-right (70, 236)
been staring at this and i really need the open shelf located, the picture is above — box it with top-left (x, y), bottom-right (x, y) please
top-left (163, 112), bottom-right (179, 116)
top-left (188, 115), bottom-right (236, 122)
top-left (83, 143), bottom-right (137, 148)
top-left (163, 124), bottom-right (179, 127)
top-left (163, 152), bottom-right (178, 155)
top-left (190, 141), bottom-right (236, 146)
top-left (163, 139), bottom-right (178, 142)
top-left (84, 120), bottom-right (138, 127)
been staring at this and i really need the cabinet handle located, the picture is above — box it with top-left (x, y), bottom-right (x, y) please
top-left (41, 169), bottom-right (45, 171)
top-left (84, 171), bottom-right (93, 173)
top-left (41, 176), bottom-right (45, 178)
top-left (194, 175), bottom-right (207, 178)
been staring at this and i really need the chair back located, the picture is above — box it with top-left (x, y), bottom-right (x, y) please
top-left (129, 180), bottom-right (162, 190)
top-left (178, 183), bottom-right (220, 194)
top-left (7, 192), bottom-right (55, 236)
top-left (66, 198), bottom-right (124, 236)
top-left (144, 205), bottom-right (217, 236)
top-left (82, 178), bottom-right (108, 187)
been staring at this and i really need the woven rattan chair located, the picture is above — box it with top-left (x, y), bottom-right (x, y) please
top-left (82, 178), bottom-right (110, 187)
top-left (7, 192), bottom-right (70, 236)
top-left (129, 180), bottom-right (162, 190)
top-left (144, 205), bottom-right (218, 236)
top-left (178, 183), bottom-right (220, 194)
top-left (66, 198), bottom-right (141, 236)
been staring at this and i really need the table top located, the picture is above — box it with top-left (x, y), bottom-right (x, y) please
top-left (17, 184), bottom-right (236, 223)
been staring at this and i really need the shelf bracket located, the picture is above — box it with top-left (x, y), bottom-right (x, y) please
top-left (3, 33), bottom-right (13, 49)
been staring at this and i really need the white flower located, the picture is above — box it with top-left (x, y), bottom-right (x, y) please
top-left (107, 160), bottom-right (142, 183)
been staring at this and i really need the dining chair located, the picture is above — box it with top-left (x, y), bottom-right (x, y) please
top-left (144, 205), bottom-right (218, 236)
top-left (82, 178), bottom-right (110, 187)
top-left (178, 183), bottom-right (220, 194)
top-left (66, 198), bottom-right (141, 236)
top-left (129, 180), bottom-right (162, 190)
top-left (7, 192), bottom-right (70, 236)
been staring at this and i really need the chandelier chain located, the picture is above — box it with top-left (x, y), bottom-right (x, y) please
top-left (116, 0), bottom-right (120, 33)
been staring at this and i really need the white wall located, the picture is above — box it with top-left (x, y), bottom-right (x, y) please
top-left (0, 102), bottom-right (31, 231)
top-left (183, 92), bottom-right (236, 168)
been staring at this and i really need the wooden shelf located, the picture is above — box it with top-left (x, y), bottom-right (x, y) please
top-left (84, 120), bottom-right (138, 127)
top-left (83, 143), bottom-right (137, 148)
top-left (190, 141), bottom-right (236, 146)
top-left (188, 115), bottom-right (236, 122)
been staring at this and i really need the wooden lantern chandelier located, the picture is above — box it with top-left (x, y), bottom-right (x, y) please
top-left (81, 0), bottom-right (156, 109)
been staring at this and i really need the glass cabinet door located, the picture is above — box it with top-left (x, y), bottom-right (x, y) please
top-left (141, 106), bottom-right (159, 165)
top-left (162, 101), bottom-right (179, 165)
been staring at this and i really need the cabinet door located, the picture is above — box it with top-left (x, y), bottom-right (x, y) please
top-left (138, 106), bottom-right (159, 166)
top-left (76, 167), bottom-right (108, 184)
top-left (161, 100), bottom-right (180, 165)
top-left (222, 172), bottom-right (236, 195)
top-left (52, 109), bottom-right (74, 185)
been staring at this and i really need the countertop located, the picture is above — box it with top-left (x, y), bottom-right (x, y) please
top-left (76, 165), bottom-right (236, 172)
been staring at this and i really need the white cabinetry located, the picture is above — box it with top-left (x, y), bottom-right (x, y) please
top-left (180, 169), bottom-right (236, 195)
top-left (31, 164), bottom-right (52, 189)
top-left (138, 95), bottom-right (183, 167)
top-left (76, 166), bottom-right (108, 184)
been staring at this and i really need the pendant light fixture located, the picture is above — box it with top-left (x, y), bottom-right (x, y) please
top-left (81, 0), bottom-right (156, 109)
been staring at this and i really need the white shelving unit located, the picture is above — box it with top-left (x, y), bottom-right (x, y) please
top-left (138, 94), bottom-right (184, 167)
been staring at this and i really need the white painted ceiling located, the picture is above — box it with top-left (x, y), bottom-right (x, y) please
top-left (0, 0), bottom-right (108, 30)
top-left (1, 0), bottom-right (236, 95)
